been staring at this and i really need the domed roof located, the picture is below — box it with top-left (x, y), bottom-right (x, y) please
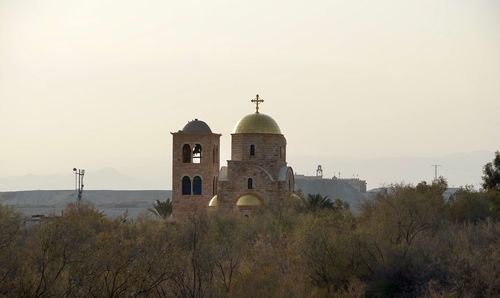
top-left (208, 195), bottom-right (217, 207)
top-left (236, 194), bottom-right (263, 206)
top-left (233, 113), bottom-right (281, 134)
top-left (289, 193), bottom-right (302, 201)
top-left (182, 119), bottom-right (212, 133)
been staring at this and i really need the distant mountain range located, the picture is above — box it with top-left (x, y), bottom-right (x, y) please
top-left (0, 167), bottom-right (158, 191)
top-left (0, 151), bottom-right (495, 191)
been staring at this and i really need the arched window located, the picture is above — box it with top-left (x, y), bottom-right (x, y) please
top-left (250, 144), bottom-right (255, 157)
top-left (193, 176), bottom-right (202, 195)
top-left (182, 144), bottom-right (191, 163)
top-left (247, 178), bottom-right (253, 189)
top-left (182, 176), bottom-right (191, 195)
top-left (213, 145), bottom-right (217, 164)
top-left (193, 144), bottom-right (202, 164)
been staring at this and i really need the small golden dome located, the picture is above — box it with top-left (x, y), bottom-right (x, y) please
top-left (289, 193), bottom-right (302, 201)
top-left (233, 113), bottom-right (281, 134)
top-left (236, 194), bottom-right (263, 206)
top-left (208, 195), bottom-right (217, 207)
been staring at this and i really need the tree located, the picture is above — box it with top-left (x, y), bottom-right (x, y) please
top-left (482, 151), bottom-right (500, 191)
top-left (10, 203), bottom-right (106, 297)
top-left (207, 214), bottom-right (252, 296)
top-left (293, 211), bottom-right (359, 296)
top-left (448, 187), bottom-right (498, 222)
top-left (303, 194), bottom-right (333, 212)
top-left (0, 205), bottom-right (20, 295)
top-left (149, 198), bottom-right (173, 219)
top-left (357, 181), bottom-right (449, 296)
top-left (0, 205), bottom-right (19, 252)
top-left (170, 213), bottom-right (214, 298)
top-left (332, 198), bottom-right (350, 212)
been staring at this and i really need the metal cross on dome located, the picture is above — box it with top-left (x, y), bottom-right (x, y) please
top-left (251, 94), bottom-right (264, 113)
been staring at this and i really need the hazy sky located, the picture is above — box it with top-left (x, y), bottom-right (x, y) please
top-left (1, 0), bottom-right (499, 190)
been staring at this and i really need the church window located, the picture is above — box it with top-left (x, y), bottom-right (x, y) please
top-left (248, 178), bottom-right (253, 189)
top-left (182, 176), bottom-right (191, 195)
top-left (213, 176), bottom-right (217, 195)
top-left (250, 145), bottom-right (255, 157)
top-left (182, 144), bottom-right (191, 163)
top-left (193, 176), bottom-right (202, 195)
top-left (193, 144), bottom-right (202, 164)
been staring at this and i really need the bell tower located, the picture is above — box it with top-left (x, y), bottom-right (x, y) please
top-left (171, 119), bottom-right (221, 220)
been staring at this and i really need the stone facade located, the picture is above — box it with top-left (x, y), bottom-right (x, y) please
top-left (172, 109), bottom-right (296, 218)
top-left (216, 133), bottom-right (294, 213)
top-left (171, 127), bottom-right (221, 220)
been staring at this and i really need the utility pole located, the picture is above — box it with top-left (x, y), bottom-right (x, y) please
top-left (73, 168), bottom-right (85, 204)
top-left (431, 164), bottom-right (441, 180)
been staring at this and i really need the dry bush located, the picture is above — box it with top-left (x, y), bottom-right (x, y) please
top-left (0, 185), bottom-right (498, 297)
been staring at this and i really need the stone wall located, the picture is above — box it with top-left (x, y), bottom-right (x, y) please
top-left (211, 133), bottom-right (293, 214)
top-left (171, 132), bottom-right (221, 220)
top-left (172, 130), bottom-right (295, 218)
top-left (216, 162), bottom-right (293, 212)
top-left (231, 134), bottom-right (286, 161)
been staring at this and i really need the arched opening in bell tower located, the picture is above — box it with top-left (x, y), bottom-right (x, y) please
top-left (193, 144), bottom-right (202, 164)
top-left (182, 144), bottom-right (192, 163)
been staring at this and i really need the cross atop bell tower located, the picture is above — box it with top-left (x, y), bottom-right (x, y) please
top-left (251, 94), bottom-right (264, 114)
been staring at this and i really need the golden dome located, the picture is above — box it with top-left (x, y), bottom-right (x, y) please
top-left (236, 194), bottom-right (263, 206)
top-left (289, 193), bottom-right (302, 201)
top-left (233, 113), bottom-right (281, 134)
top-left (208, 195), bottom-right (217, 207)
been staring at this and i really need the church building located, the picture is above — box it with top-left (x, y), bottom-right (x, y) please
top-left (171, 95), bottom-right (296, 219)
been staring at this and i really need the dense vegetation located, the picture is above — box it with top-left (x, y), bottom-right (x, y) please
top-left (0, 177), bottom-right (499, 297)
top-left (483, 151), bottom-right (500, 191)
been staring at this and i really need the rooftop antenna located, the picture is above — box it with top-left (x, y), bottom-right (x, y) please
top-left (431, 164), bottom-right (441, 180)
top-left (73, 168), bottom-right (85, 204)
top-left (316, 165), bottom-right (323, 178)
